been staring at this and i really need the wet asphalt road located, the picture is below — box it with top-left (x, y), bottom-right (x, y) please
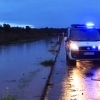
top-left (45, 38), bottom-right (100, 100)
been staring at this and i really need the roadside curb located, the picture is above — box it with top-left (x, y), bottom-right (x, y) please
top-left (41, 38), bottom-right (62, 100)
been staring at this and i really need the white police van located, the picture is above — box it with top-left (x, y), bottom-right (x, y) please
top-left (65, 23), bottom-right (100, 65)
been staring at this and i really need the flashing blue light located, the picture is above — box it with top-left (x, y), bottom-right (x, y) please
top-left (86, 23), bottom-right (94, 27)
top-left (92, 46), bottom-right (96, 49)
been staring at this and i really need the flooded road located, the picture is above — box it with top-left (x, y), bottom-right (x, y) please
top-left (0, 37), bottom-right (60, 100)
top-left (45, 39), bottom-right (100, 100)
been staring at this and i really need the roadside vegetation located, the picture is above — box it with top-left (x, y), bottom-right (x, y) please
top-left (49, 45), bottom-right (58, 53)
top-left (40, 59), bottom-right (55, 66)
top-left (49, 37), bottom-right (62, 53)
top-left (41, 37), bottom-right (62, 66)
top-left (0, 23), bottom-right (67, 45)
top-left (2, 94), bottom-right (17, 100)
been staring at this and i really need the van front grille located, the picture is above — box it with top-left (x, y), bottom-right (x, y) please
top-left (79, 46), bottom-right (98, 51)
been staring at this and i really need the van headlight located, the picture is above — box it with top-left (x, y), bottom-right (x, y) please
top-left (70, 43), bottom-right (79, 50)
top-left (98, 45), bottom-right (100, 50)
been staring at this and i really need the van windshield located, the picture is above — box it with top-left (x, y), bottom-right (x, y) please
top-left (70, 29), bottom-right (100, 41)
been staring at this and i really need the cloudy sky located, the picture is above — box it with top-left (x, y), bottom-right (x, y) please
top-left (0, 0), bottom-right (100, 28)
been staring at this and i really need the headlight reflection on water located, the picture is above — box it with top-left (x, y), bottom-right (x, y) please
top-left (61, 61), bottom-right (100, 100)
top-left (61, 61), bottom-right (85, 100)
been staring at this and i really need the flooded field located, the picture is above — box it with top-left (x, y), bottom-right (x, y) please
top-left (0, 37), bottom-right (60, 100)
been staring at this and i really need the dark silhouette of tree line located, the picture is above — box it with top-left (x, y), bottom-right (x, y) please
top-left (0, 24), bottom-right (67, 45)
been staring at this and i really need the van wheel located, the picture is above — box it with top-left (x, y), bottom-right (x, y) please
top-left (67, 56), bottom-right (76, 66)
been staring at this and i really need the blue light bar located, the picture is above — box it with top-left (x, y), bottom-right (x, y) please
top-left (92, 46), bottom-right (96, 49)
top-left (86, 23), bottom-right (94, 27)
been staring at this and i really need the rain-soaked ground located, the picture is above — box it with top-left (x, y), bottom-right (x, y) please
top-left (44, 38), bottom-right (100, 100)
top-left (0, 37), bottom-right (60, 100)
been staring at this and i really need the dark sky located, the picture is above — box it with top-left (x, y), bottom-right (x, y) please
top-left (0, 0), bottom-right (100, 28)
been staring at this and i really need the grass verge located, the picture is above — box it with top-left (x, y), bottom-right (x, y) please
top-left (49, 40), bottom-right (62, 53)
top-left (48, 49), bottom-right (59, 53)
top-left (2, 95), bottom-right (17, 100)
top-left (40, 60), bottom-right (54, 66)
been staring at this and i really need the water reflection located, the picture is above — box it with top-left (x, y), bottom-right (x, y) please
top-left (85, 66), bottom-right (100, 99)
top-left (62, 62), bottom-right (85, 100)
top-left (62, 61), bottom-right (100, 100)
top-left (0, 37), bottom-right (58, 100)
top-left (45, 39), bottom-right (100, 100)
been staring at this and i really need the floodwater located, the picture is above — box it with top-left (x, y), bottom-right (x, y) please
top-left (0, 37), bottom-right (59, 100)
top-left (45, 38), bottom-right (100, 100)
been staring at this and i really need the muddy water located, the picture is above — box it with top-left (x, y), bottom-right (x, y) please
top-left (45, 39), bottom-right (100, 100)
top-left (0, 37), bottom-right (58, 100)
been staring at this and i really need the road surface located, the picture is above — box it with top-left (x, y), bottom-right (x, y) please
top-left (44, 38), bottom-right (100, 100)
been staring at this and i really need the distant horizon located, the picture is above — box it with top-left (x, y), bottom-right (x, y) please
top-left (0, 21), bottom-right (100, 29)
top-left (0, 22), bottom-right (68, 28)
top-left (0, 22), bottom-right (35, 28)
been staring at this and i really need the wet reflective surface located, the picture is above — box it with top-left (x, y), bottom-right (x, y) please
top-left (0, 38), bottom-right (59, 100)
top-left (63, 61), bottom-right (100, 100)
top-left (45, 39), bottom-right (100, 100)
